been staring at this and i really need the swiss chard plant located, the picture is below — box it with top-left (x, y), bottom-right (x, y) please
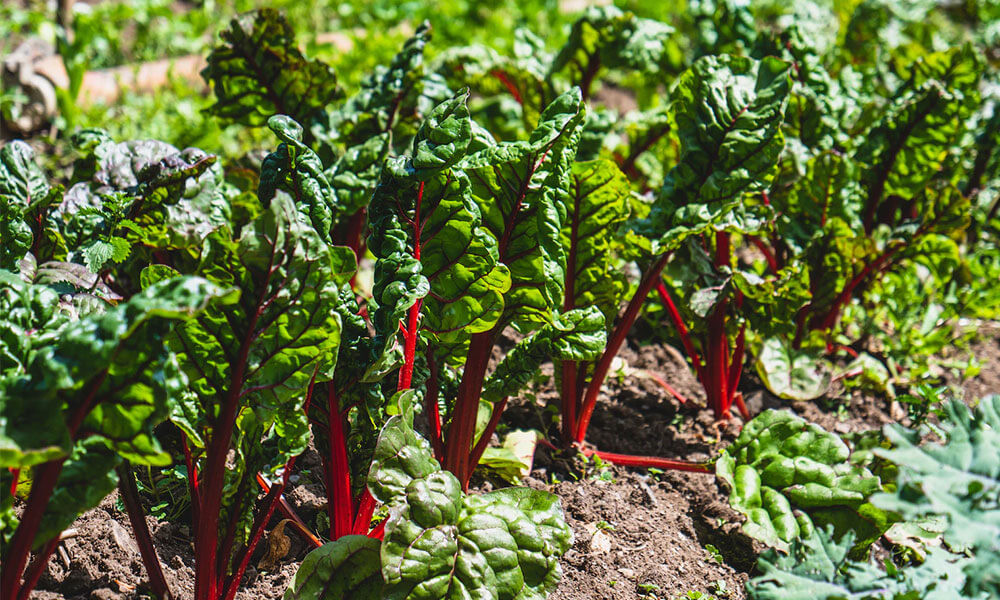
top-left (162, 178), bottom-right (356, 600)
top-left (434, 6), bottom-right (679, 190)
top-left (368, 87), bottom-right (608, 488)
top-left (0, 272), bottom-right (226, 600)
top-left (716, 410), bottom-right (889, 554)
top-left (748, 28), bottom-right (987, 389)
top-left (204, 11), bottom-right (451, 260)
top-left (570, 53), bottom-right (794, 457)
top-left (283, 403), bottom-right (573, 600)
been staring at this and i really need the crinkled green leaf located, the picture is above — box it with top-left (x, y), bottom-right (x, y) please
top-left (856, 45), bottom-right (981, 223)
top-left (260, 115), bottom-right (338, 244)
top-left (52, 139), bottom-right (229, 278)
top-left (369, 416), bottom-right (571, 600)
top-left (717, 410), bottom-right (886, 553)
top-left (0, 141), bottom-right (51, 270)
top-left (561, 159), bottom-right (630, 327)
top-left (283, 535), bottom-right (383, 600)
top-left (433, 40), bottom-right (551, 134)
top-left (777, 152), bottom-right (864, 253)
top-left (689, 0), bottom-right (757, 58)
top-left (642, 54), bottom-right (790, 250)
top-left (368, 92), bottom-right (511, 360)
top-left (202, 8), bottom-right (341, 127)
top-left (0, 275), bottom-right (228, 469)
top-left (550, 6), bottom-right (676, 98)
top-left (169, 193), bottom-right (354, 544)
top-left (367, 414), bottom-right (441, 504)
top-left (329, 21), bottom-right (439, 149)
top-left (171, 192), bottom-right (353, 452)
top-left (756, 337), bottom-right (831, 401)
top-left (413, 89), bottom-right (473, 172)
top-left (463, 88), bottom-right (586, 329)
top-left (325, 133), bottom-right (391, 218)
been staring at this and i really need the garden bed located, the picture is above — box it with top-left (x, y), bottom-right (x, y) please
top-left (27, 328), bottom-right (998, 600)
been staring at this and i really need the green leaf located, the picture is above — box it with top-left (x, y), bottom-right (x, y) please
top-left (169, 193), bottom-right (354, 543)
top-left (717, 410), bottom-right (887, 553)
top-left (283, 536), bottom-right (383, 600)
top-left (643, 54), bottom-right (791, 250)
top-left (747, 527), bottom-right (969, 600)
top-left (328, 21), bottom-right (438, 149)
top-left (367, 414), bottom-right (441, 504)
top-left (550, 6), bottom-right (676, 98)
top-left (0, 141), bottom-right (51, 271)
top-left (433, 40), bottom-right (552, 134)
top-left (856, 45), bottom-right (981, 219)
top-left (202, 8), bottom-right (341, 127)
top-left (463, 88), bottom-right (586, 329)
top-left (561, 159), bottom-right (631, 327)
top-left (872, 397), bottom-right (1000, 597)
top-left (260, 115), bottom-right (338, 244)
top-left (776, 152), bottom-right (864, 253)
top-left (368, 92), bottom-right (511, 359)
top-left (756, 337), bottom-right (831, 401)
top-left (0, 275), bottom-right (229, 469)
top-left (483, 307), bottom-right (606, 402)
top-left (412, 89), bottom-right (473, 173)
top-left (368, 416), bottom-right (571, 600)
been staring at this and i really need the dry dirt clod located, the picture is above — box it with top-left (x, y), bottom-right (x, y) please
top-left (258, 519), bottom-right (293, 571)
top-left (58, 543), bottom-right (71, 569)
top-left (110, 520), bottom-right (139, 556)
top-left (584, 522), bottom-right (614, 554)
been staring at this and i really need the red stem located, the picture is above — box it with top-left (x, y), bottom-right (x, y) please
top-left (398, 181), bottom-right (425, 391)
top-left (747, 235), bottom-right (778, 273)
top-left (560, 361), bottom-right (578, 445)
top-left (491, 69), bottom-right (523, 105)
top-left (221, 450), bottom-right (303, 600)
top-left (576, 253), bottom-right (671, 444)
top-left (193, 309), bottom-right (259, 600)
top-left (424, 352), bottom-right (444, 462)
top-left (727, 326), bottom-right (746, 401)
top-left (219, 485), bottom-right (282, 600)
top-left (706, 231), bottom-right (732, 420)
top-left (469, 398), bottom-right (508, 470)
top-left (582, 449), bottom-right (711, 473)
top-left (118, 462), bottom-right (172, 599)
top-left (255, 474), bottom-right (322, 549)
top-left (1, 460), bottom-right (65, 600)
top-left (734, 392), bottom-right (751, 422)
top-left (325, 384), bottom-right (355, 540)
top-left (15, 538), bottom-right (59, 600)
top-left (368, 519), bottom-right (387, 541)
top-left (655, 281), bottom-right (705, 382)
top-left (644, 371), bottom-right (689, 404)
top-left (811, 243), bottom-right (902, 333)
top-left (8, 468), bottom-right (19, 496)
top-left (352, 490), bottom-right (377, 535)
top-left (443, 330), bottom-right (495, 489)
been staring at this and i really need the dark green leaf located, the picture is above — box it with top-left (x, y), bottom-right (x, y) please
top-left (283, 536), bottom-right (383, 600)
top-left (717, 410), bottom-right (886, 553)
top-left (202, 8), bottom-right (341, 127)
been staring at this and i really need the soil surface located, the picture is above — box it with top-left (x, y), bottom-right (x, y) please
top-left (25, 325), bottom-right (1000, 600)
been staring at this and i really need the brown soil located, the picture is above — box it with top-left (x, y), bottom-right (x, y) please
top-left (25, 326), bottom-right (1000, 600)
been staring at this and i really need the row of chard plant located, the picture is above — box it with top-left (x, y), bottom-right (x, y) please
top-left (2, 3), bottom-right (998, 600)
